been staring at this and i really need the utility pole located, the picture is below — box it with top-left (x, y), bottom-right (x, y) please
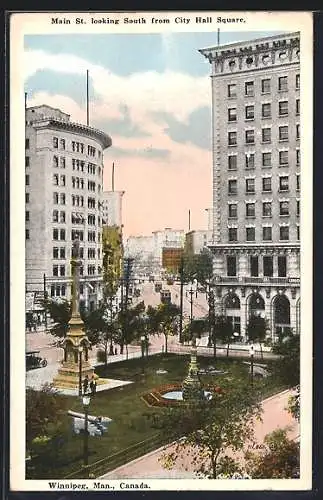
top-left (43, 273), bottom-right (48, 330)
top-left (208, 288), bottom-right (216, 358)
top-left (179, 256), bottom-right (184, 343)
top-left (86, 69), bottom-right (89, 126)
top-left (120, 257), bottom-right (133, 354)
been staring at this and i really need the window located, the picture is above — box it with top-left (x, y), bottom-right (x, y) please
top-left (279, 151), bottom-right (289, 166)
top-left (53, 137), bottom-right (58, 148)
top-left (278, 256), bottom-right (287, 277)
top-left (245, 130), bottom-right (254, 144)
top-left (263, 226), bottom-right (272, 241)
top-left (296, 174), bottom-right (300, 191)
top-left (60, 265), bottom-right (65, 276)
top-left (250, 256), bottom-right (259, 277)
top-left (228, 84), bottom-right (236, 98)
top-left (263, 255), bottom-right (273, 276)
top-left (25, 156), bottom-right (30, 167)
top-left (262, 177), bottom-right (272, 192)
top-left (228, 204), bottom-right (237, 218)
top-left (60, 193), bottom-right (66, 205)
top-left (261, 79), bottom-right (271, 93)
top-left (25, 174), bottom-right (30, 186)
top-left (262, 128), bottom-right (271, 143)
top-left (246, 227), bottom-right (255, 241)
top-left (228, 131), bottom-right (237, 146)
top-left (53, 229), bottom-right (59, 240)
top-left (280, 201), bottom-right (289, 216)
top-left (60, 138), bottom-right (66, 150)
top-left (60, 248), bottom-right (65, 259)
top-left (279, 126), bottom-right (288, 141)
top-left (227, 256), bottom-right (237, 276)
top-left (25, 211), bottom-right (29, 222)
top-left (278, 76), bottom-right (288, 91)
top-left (60, 175), bottom-right (66, 186)
top-left (52, 210), bottom-right (59, 222)
top-left (228, 228), bottom-right (237, 242)
top-left (246, 178), bottom-right (255, 193)
top-left (25, 138), bottom-right (30, 149)
top-left (25, 229), bottom-right (30, 240)
top-left (279, 101), bottom-right (288, 116)
top-left (53, 156), bottom-right (58, 168)
top-left (296, 99), bottom-right (300, 115)
top-left (296, 149), bottom-right (300, 165)
top-left (228, 108), bottom-right (237, 122)
top-left (297, 225), bottom-right (300, 241)
top-left (60, 157), bottom-right (66, 168)
top-left (60, 229), bottom-right (66, 240)
top-left (246, 203), bottom-right (255, 217)
top-left (59, 211), bottom-right (65, 223)
top-left (296, 124), bottom-right (300, 140)
top-left (245, 153), bottom-right (255, 169)
top-left (53, 247), bottom-right (59, 259)
top-left (296, 200), bottom-right (300, 217)
top-left (53, 174), bottom-right (59, 186)
top-left (228, 155), bottom-right (237, 170)
top-left (262, 103), bottom-right (271, 118)
top-left (53, 266), bottom-right (59, 277)
top-left (280, 226), bottom-right (289, 241)
top-left (279, 176), bottom-right (289, 192)
top-left (262, 202), bottom-right (272, 217)
top-left (245, 105), bottom-right (254, 120)
top-left (228, 179), bottom-right (237, 195)
top-left (296, 73), bottom-right (300, 90)
top-left (245, 81), bottom-right (254, 96)
top-left (88, 145), bottom-right (96, 156)
top-left (262, 152), bottom-right (271, 167)
top-left (25, 193), bottom-right (29, 203)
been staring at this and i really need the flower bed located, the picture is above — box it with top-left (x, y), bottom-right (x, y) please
top-left (141, 383), bottom-right (223, 407)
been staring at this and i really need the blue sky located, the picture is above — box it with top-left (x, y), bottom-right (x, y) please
top-left (24, 31), bottom-right (282, 235)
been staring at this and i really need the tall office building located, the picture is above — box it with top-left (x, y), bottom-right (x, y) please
top-left (199, 32), bottom-right (300, 339)
top-left (102, 190), bottom-right (125, 227)
top-left (25, 105), bottom-right (112, 310)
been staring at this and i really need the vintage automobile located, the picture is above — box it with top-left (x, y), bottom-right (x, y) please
top-left (26, 350), bottom-right (48, 371)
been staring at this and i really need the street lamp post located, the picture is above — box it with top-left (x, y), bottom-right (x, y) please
top-left (78, 345), bottom-right (83, 396)
top-left (82, 395), bottom-right (91, 467)
top-left (141, 335), bottom-right (146, 374)
top-left (249, 344), bottom-right (254, 387)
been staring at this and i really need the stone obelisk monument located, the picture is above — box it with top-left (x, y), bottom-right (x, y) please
top-left (53, 236), bottom-right (95, 391)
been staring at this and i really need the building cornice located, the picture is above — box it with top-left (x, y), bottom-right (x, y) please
top-left (199, 32), bottom-right (300, 76)
top-left (30, 118), bottom-right (112, 150)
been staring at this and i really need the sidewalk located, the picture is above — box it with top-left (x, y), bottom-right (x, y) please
top-left (100, 389), bottom-right (298, 479)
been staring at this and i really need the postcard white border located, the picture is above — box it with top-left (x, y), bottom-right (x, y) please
top-left (10, 10), bottom-right (313, 491)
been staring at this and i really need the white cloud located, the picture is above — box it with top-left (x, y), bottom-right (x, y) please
top-left (24, 49), bottom-right (210, 124)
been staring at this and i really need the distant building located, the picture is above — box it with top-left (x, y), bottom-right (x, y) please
top-left (185, 230), bottom-right (213, 255)
top-left (200, 32), bottom-right (300, 339)
top-left (25, 104), bottom-right (112, 310)
top-left (162, 247), bottom-right (184, 274)
top-left (102, 191), bottom-right (124, 227)
top-left (102, 225), bottom-right (123, 297)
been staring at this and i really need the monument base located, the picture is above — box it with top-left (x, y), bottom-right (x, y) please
top-left (53, 361), bottom-right (98, 390)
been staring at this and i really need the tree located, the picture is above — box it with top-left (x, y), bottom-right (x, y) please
top-left (84, 305), bottom-right (119, 366)
top-left (214, 315), bottom-right (234, 357)
top-left (245, 428), bottom-right (299, 479)
top-left (246, 315), bottom-right (268, 359)
top-left (146, 302), bottom-right (180, 353)
top-left (26, 384), bottom-right (67, 455)
top-left (151, 383), bottom-right (262, 478)
top-left (182, 249), bottom-right (213, 287)
top-left (117, 301), bottom-right (145, 358)
top-left (41, 298), bottom-right (88, 338)
top-left (272, 333), bottom-right (300, 388)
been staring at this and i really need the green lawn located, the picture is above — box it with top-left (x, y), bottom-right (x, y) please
top-left (27, 353), bottom-right (286, 479)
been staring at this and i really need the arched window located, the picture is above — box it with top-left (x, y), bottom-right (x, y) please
top-left (224, 293), bottom-right (240, 309)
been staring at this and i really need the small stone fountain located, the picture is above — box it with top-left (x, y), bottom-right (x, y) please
top-left (181, 337), bottom-right (205, 401)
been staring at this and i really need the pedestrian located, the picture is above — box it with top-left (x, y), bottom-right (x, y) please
top-left (90, 376), bottom-right (97, 395)
top-left (83, 375), bottom-right (89, 394)
top-left (114, 347), bottom-right (118, 355)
